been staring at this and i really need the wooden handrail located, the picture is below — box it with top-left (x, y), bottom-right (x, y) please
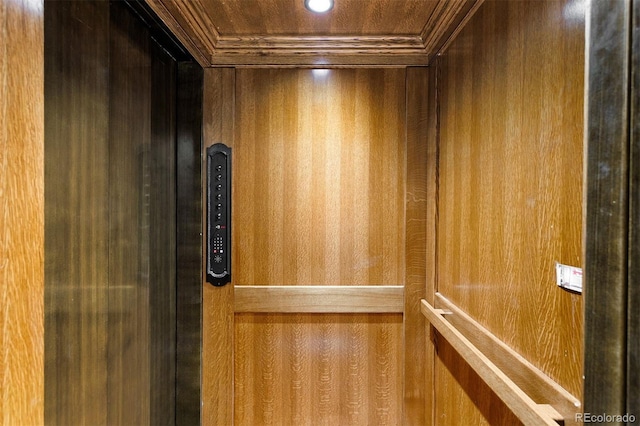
top-left (422, 296), bottom-right (580, 426)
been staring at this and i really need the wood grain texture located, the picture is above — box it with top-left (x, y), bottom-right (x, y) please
top-left (404, 67), bottom-right (429, 425)
top-left (0, 0), bottom-right (44, 424)
top-left (424, 60), bottom-right (440, 426)
top-left (421, 0), bottom-right (482, 58)
top-left (434, 294), bottom-right (581, 424)
top-left (234, 313), bottom-right (403, 425)
top-left (434, 336), bottom-right (523, 426)
top-left (202, 67), bottom-right (236, 426)
top-left (235, 286), bottom-right (404, 313)
top-left (583, 0), bottom-right (630, 417)
top-left (207, 36), bottom-right (431, 67)
top-left (422, 300), bottom-right (558, 426)
top-left (200, 68), bottom-right (411, 424)
top-left (219, 69), bottom-right (406, 424)
top-left (234, 68), bottom-right (406, 286)
top-left (436, 0), bottom-right (584, 408)
top-left (143, 0), bottom-right (478, 66)
top-left (202, 0), bottom-right (439, 36)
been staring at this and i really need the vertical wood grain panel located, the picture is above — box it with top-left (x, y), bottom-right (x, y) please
top-left (202, 67), bottom-right (236, 426)
top-left (230, 68), bottom-right (406, 425)
top-left (423, 60), bottom-right (441, 426)
top-left (202, 0), bottom-right (439, 36)
top-left (435, 0), bottom-right (585, 421)
top-left (1, 0), bottom-right (44, 424)
top-left (404, 67), bottom-right (429, 425)
top-left (44, 2), bottom-right (110, 424)
top-left (434, 339), bottom-right (522, 425)
top-left (234, 313), bottom-right (403, 426)
top-left (234, 69), bottom-right (405, 287)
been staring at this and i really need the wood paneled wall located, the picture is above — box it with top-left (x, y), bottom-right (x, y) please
top-left (234, 68), bottom-right (406, 424)
top-left (233, 69), bottom-right (406, 425)
top-left (423, 64), bottom-right (440, 426)
top-left (202, 67), bottom-right (236, 426)
top-left (433, 0), bottom-right (584, 422)
top-left (234, 312), bottom-right (403, 425)
top-left (203, 68), bottom-right (430, 424)
top-left (405, 67), bottom-right (430, 425)
top-left (234, 69), bottom-right (406, 287)
top-left (0, 0), bottom-right (44, 424)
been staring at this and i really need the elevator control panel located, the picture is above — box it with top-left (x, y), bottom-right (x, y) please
top-left (206, 143), bottom-right (231, 286)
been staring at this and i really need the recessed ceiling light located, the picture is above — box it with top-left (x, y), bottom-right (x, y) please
top-left (305, 0), bottom-right (333, 13)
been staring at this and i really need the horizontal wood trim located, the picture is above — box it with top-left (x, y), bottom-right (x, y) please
top-left (422, 297), bottom-right (579, 426)
top-left (216, 35), bottom-right (427, 49)
top-left (235, 286), bottom-right (404, 313)
top-left (208, 54), bottom-right (431, 67)
top-left (209, 35), bottom-right (431, 66)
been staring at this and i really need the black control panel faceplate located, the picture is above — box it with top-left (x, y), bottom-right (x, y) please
top-left (206, 143), bottom-right (231, 286)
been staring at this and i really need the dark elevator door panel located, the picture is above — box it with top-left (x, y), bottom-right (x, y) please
top-left (45, 1), bottom-right (178, 425)
top-left (45, 1), bottom-right (111, 424)
top-left (107, 4), bottom-right (177, 425)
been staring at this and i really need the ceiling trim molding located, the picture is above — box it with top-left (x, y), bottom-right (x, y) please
top-left (421, 0), bottom-right (483, 55)
top-left (209, 35), bottom-right (430, 66)
top-left (208, 52), bottom-right (432, 67)
top-left (422, 0), bottom-right (471, 50)
top-left (146, 0), bottom-right (221, 66)
top-left (144, 0), bottom-right (212, 66)
top-left (144, 0), bottom-right (483, 67)
top-left (216, 35), bottom-right (427, 50)
top-left (171, 0), bottom-right (221, 51)
top-left (436, 0), bottom-right (485, 54)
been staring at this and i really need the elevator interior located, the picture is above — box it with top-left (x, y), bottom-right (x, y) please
top-left (8, 0), bottom-right (632, 424)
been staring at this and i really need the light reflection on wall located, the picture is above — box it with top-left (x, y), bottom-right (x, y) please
top-left (8, 0), bottom-right (42, 14)
top-left (312, 68), bottom-right (330, 80)
top-left (563, 0), bottom-right (587, 26)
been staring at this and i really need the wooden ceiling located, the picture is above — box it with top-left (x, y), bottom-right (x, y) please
top-left (202, 0), bottom-right (439, 36)
top-left (145, 0), bottom-right (482, 66)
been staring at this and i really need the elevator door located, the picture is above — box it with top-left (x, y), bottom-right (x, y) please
top-left (44, 2), bottom-right (187, 424)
